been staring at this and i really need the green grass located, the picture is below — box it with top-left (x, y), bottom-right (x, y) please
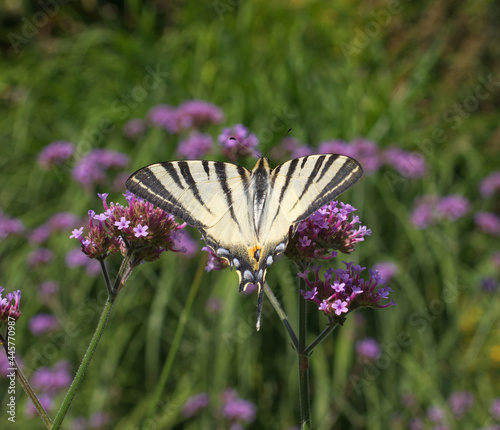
top-left (0, 1), bottom-right (499, 429)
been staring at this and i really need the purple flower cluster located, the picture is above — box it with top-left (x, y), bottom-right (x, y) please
top-left (29, 212), bottom-right (80, 245)
top-left (316, 139), bottom-right (427, 178)
top-left (218, 124), bottom-right (260, 160)
top-left (448, 391), bottom-right (474, 419)
top-left (72, 149), bottom-right (129, 189)
top-left (0, 286), bottom-right (22, 323)
top-left (177, 132), bottom-right (214, 159)
top-left (372, 261), bottom-right (398, 282)
top-left (411, 195), bottom-right (470, 229)
top-left (30, 360), bottom-right (72, 395)
top-left (272, 137), bottom-right (314, 160)
top-left (28, 313), bottom-right (59, 336)
top-left (66, 248), bottom-right (102, 276)
top-left (181, 393), bottom-right (210, 417)
top-left (475, 212), bottom-right (500, 236)
top-left (148, 101), bottom-right (224, 133)
top-left (383, 146), bottom-right (427, 178)
top-left (37, 141), bottom-right (76, 169)
top-left (221, 390), bottom-right (257, 425)
top-left (298, 263), bottom-right (394, 323)
top-left (0, 209), bottom-right (24, 239)
top-left (285, 201), bottom-right (371, 263)
top-left (176, 230), bottom-right (199, 258)
top-left (480, 171), bottom-right (500, 198)
top-left (27, 248), bottom-right (54, 267)
top-left (319, 139), bottom-right (381, 175)
top-left (71, 192), bottom-right (185, 263)
top-left (123, 118), bottom-right (146, 139)
top-left (355, 337), bottom-right (381, 360)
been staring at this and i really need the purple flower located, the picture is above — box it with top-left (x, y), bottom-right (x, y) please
top-left (28, 313), bottom-right (59, 336)
top-left (72, 149), bottom-right (129, 189)
top-left (176, 100), bottom-right (224, 130)
top-left (410, 196), bottom-right (437, 229)
top-left (383, 147), bottom-right (427, 178)
top-left (66, 248), bottom-right (102, 277)
top-left (27, 248), bottom-right (54, 266)
top-left (319, 138), bottom-right (381, 174)
top-left (73, 191), bottom-right (184, 264)
top-left (29, 225), bottom-right (51, 244)
top-left (206, 297), bottom-right (223, 313)
top-left (480, 172), bottom-right (500, 198)
top-left (271, 137), bottom-right (314, 160)
top-left (0, 287), bottom-right (22, 323)
top-left (47, 212), bottom-right (80, 231)
top-left (202, 246), bottom-right (229, 271)
top-left (355, 337), bottom-right (381, 360)
top-left (218, 124), bottom-right (260, 160)
top-left (408, 418), bottom-right (425, 430)
top-left (31, 360), bottom-right (72, 395)
top-left (148, 104), bottom-right (178, 132)
top-left (221, 390), bottom-right (257, 423)
top-left (436, 195), bottom-right (470, 220)
top-left (123, 118), bottom-right (146, 139)
top-left (481, 277), bottom-right (498, 292)
top-left (114, 217), bottom-right (131, 230)
top-left (427, 405), bottom-right (445, 423)
top-left (299, 264), bottom-right (394, 323)
top-left (0, 209), bottom-right (24, 239)
top-left (490, 398), bottom-right (500, 420)
top-left (286, 201), bottom-right (371, 263)
top-left (37, 281), bottom-right (59, 299)
top-left (176, 230), bottom-right (199, 258)
top-left (475, 212), bottom-right (500, 236)
top-left (181, 393), bottom-right (210, 417)
top-left (89, 412), bottom-right (110, 428)
top-left (372, 261), bottom-right (398, 282)
top-left (448, 391), bottom-right (474, 419)
top-left (177, 132), bottom-right (213, 159)
top-left (26, 393), bottom-right (53, 417)
top-left (38, 141), bottom-right (75, 169)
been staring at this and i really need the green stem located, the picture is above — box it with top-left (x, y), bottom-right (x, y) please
top-left (50, 297), bottom-right (115, 429)
top-left (51, 251), bottom-right (135, 429)
top-left (147, 253), bottom-right (207, 418)
top-left (304, 323), bottom-right (337, 356)
top-left (298, 272), bottom-right (311, 429)
top-left (0, 332), bottom-right (52, 428)
top-left (263, 283), bottom-right (298, 350)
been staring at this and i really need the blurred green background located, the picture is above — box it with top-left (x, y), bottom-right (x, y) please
top-left (1, 0), bottom-right (499, 429)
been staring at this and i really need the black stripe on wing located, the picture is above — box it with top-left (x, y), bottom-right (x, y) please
top-left (294, 157), bottom-right (363, 223)
top-left (126, 164), bottom-right (204, 228)
top-left (214, 162), bottom-right (242, 229)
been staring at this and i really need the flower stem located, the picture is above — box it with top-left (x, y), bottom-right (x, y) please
top-left (263, 283), bottom-right (298, 350)
top-left (51, 251), bottom-right (135, 429)
top-left (304, 323), bottom-right (337, 356)
top-left (298, 273), bottom-right (311, 429)
top-left (50, 297), bottom-right (115, 430)
top-left (0, 333), bottom-right (52, 428)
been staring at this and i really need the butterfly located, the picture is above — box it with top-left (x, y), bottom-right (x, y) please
top-left (126, 154), bottom-right (363, 329)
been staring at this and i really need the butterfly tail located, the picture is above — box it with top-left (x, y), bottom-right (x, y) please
top-left (256, 283), bottom-right (264, 331)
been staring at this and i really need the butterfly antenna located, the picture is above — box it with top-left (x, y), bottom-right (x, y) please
top-left (256, 284), bottom-right (264, 331)
top-left (262, 127), bottom-right (292, 158)
top-left (229, 136), bottom-right (257, 157)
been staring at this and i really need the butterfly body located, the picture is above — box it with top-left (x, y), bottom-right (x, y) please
top-left (126, 154), bottom-right (363, 329)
